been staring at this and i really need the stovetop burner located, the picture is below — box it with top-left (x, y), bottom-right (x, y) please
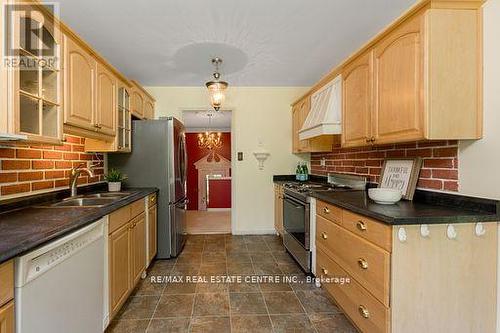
top-left (282, 173), bottom-right (367, 203)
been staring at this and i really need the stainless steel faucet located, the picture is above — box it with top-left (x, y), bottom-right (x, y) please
top-left (69, 163), bottom-right (95, 197)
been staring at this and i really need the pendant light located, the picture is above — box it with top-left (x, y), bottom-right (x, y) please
top-left (205, 57), bottom-right (228, 111)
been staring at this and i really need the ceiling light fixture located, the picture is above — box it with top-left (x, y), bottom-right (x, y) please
top-left (205, 57), bottom-right (228, 112)
top-left (198, 112), bottom-right (223, 150)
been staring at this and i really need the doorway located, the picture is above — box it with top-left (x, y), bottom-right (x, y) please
top-left (182, 110), bottom-right (232, 234)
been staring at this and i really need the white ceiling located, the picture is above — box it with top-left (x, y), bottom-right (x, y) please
top-left (183, 110), bottom-right (232, 132)
top-left (47, 0), bottom-right (415, 86)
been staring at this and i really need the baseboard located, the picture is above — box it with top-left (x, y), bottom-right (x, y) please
top-left (231, 228), bottom-right (277, 235)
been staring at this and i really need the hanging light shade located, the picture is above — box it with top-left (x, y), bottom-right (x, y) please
top-left (205, 57), bottom-right (228, 111)
top-left (197, 112), bottom-right (223, 150)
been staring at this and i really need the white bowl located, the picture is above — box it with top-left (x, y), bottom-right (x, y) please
top-left (368, 188), bottom-right (403, 205)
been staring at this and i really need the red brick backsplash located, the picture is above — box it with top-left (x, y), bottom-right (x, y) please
top-left (311, 140), bottom-right (459, 192)
top-left (0, 135), bottom-right (105, 199)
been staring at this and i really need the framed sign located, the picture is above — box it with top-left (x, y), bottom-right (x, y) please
top-left (379, 158), bottom-right (422, 200)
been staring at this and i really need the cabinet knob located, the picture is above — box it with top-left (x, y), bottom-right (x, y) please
top-left (370, 137), bottom-right (376, 143)
top-left (358, 305), bottom-right (370, 318)
top-left (321, 232), bottom-right (328, 240)
top-left (321, 267), bottom-right (328, 275)
top-left (356, 220), bottom-right (367, 231)
top-left (365, 138), bottom-right (371, 143)
top-left (323, 207), bottom-right (330, 214)
top-left (357, 258), bottom-right (369, 270)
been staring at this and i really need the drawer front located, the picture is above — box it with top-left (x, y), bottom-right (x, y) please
top-left (316, 200), bottom-right (342, 224)
top-left (316, 216), bottom-right (390, 306)
top-left (109, 205), bottom-right (131, 234)
top-left (130, 199), bottom-right (145, 219)
top-left (0, 261), bottom-right (13, 308)
top-left (148, 193), bottom-right (157, 207)
top-left (343, 210), bottom-right (392, 252)
top-left (317, 248), bottom-right (389, 333)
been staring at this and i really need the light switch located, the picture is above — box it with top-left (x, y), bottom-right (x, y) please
top-left (237, 152), bottom-right (243, 161)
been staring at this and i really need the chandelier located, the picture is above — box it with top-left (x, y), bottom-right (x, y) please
top-left (198, 112), bottom-right (223, 150)
top-left (205, 57), bottom-right (228, 111)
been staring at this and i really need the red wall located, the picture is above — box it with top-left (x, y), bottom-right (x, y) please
top-left (185, 132), bottom-right (231, 210)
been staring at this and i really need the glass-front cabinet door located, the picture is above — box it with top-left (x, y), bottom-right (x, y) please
top-left (9, 7), bottom-right (63, 143)
top-left (117, 85), bottom-right (131, 152)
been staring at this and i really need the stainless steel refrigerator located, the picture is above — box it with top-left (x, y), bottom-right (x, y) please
top-left (108, 117), bottom-right (187, 258)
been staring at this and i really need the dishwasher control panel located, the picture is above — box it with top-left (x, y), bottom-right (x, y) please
top-left (15, 219), bottom-right (105, 287)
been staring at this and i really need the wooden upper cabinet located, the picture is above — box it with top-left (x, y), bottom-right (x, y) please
top-left (373, 14), bottom-right (424, 145)
top-left (96, 63), bottom-right (117, 136)
top-left (131, 87), bottom-right (144, 119)
top-left (1, 6), bottom-right (63, 144)
top-left (342, 52), bottom-right (373, 148)
top-left (64, 35), bottom-right (96, 131)
top-left (291, 96), bottom-right (333, 153)
top-left (338, 5), bottom-right (482, 148)
top-left (144, 98), bottom-right (155, 119)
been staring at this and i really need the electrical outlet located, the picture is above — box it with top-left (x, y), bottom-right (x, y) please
top-left (320, 158), bottom-right (326, 167)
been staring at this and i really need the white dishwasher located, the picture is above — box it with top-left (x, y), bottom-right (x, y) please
top-left (15, 218), bottom-right (107, 333)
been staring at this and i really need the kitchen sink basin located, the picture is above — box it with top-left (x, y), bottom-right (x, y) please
top-left (48, 198), bottom-right (117, 208)
top-left (82, 192), bottom-right (130, 199)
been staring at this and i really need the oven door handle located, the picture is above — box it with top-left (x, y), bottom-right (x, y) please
top-left (284, 195), bottom-right (306, 207)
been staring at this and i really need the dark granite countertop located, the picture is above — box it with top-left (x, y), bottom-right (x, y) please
top-left (0, 187), bottom-right (157, 264)
top-left (273, 175), bottom-right (500, 225)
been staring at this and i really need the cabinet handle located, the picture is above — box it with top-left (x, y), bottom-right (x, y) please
top-left (358, 305), bottom-right (370, 318)
top-left (117, 145), bottom-right (122, 149)
top-left (365, 138), bottom-right (371, 143)
top-left (356, 220), bottom-right (367, 231)
top-left (357, 258), bottom-right (369, 270)
top-left (370, 137), bottom-right (376, 143)
top-left (323, 207), bottom-right (330, 214)
top-left (321, 267), bottom-right (328, 275)
top-left (321, 232), bottom-right (328, 240)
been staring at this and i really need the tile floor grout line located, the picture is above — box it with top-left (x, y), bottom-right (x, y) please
top-left (293, 283), bottom-right (320, 333)
top-left (143, 258), bottom-right (175, 333)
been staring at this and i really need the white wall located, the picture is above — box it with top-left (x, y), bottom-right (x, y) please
top-left (459, 0), bottom-right (500, 200)
top-left (146, 86), bottom-right (309, 234)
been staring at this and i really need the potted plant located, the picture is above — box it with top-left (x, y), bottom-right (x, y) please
top-left (104, 168), bottom-right (126, 192)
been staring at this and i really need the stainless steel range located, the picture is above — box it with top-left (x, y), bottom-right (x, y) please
top-left (282, 173), bottom-right (366, 273)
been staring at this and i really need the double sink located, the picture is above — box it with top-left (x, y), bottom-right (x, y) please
top-left (43, 192), bottom-right (131, 208)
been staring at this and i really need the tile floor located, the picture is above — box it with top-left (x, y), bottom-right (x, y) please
top-left (185, 210), bottom-right (231, 234)
top-left (106, 234), bottom-right (358, 333)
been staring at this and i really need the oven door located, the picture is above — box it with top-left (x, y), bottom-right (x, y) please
top-left (283, 194), bottom-right (310, 250)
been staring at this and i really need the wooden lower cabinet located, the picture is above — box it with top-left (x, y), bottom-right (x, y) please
top-left (0, 301), bottom-right (14, 333)
top-left (148, 204), bottom-right (158, 263)
top-left (315, 199), bottom-right (498, 333)
top-left (0, 260), bottom-right (14, 333)
top-left (109, 223), bottom-right (131, 316)
top-left (317, 249), bottom-right (389, 333)
top-left (108, 200), bottom-right (148, 319)
top-left (131, 213), bottom-right (146, 285)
